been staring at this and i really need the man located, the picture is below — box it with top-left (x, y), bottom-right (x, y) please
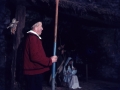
top-left (23, 22), bottom-right (57, 90)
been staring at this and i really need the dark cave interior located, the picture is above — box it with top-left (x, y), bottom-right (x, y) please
top-left (0, 0), bottom-right (120, 90)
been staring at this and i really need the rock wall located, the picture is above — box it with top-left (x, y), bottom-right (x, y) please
top-left (78, 27), bottom-right (120, 82)
top-left (95, 28), bottom-right (120, 81)
top-left (0, 0), bottom-right (11, 90)
top-left (0, 3), bottom-right (120, 90)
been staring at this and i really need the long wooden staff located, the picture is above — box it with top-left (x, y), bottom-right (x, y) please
top-left (52, 0), bottom-right (59, 90)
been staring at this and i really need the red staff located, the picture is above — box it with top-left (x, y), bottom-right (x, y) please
top-left (52, 0), bottom-right (59, 90)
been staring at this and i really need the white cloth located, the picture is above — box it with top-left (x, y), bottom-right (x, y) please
top-left (27, 30), bottom-right (42, 39)
top-left (69, 75), bottom-right (82, 89)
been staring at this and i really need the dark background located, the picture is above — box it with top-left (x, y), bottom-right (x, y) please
top-left (0, 0), bottom-right (120, 89)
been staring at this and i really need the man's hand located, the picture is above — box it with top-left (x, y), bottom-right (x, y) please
top-left (51, 56), bottom-right (58, 63)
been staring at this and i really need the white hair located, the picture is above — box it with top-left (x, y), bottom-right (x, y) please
top-left (31, 22), bottom-right (42, 29)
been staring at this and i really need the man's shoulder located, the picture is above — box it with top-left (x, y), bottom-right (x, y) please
top-left (27, 33), bottom-right (37, 36)
top-left (27, 33), bottom-right (38, 38)
top-left (25, 34), bottom-right (40, 42)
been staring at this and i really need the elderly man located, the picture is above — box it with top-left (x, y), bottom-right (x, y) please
top-left (23, 22), bottom-right (57, 90)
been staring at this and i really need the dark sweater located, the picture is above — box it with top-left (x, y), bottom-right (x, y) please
top-left (23, 33), bottom-right (52, 75)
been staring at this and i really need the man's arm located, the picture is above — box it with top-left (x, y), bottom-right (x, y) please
top-left (28, 35), bottom-right (52, 66)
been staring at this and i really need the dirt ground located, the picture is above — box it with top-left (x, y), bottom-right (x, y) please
top-left (42, 80), bottom-right (120, 90)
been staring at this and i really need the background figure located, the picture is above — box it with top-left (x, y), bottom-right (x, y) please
top-left (56, 44), bottom-right (67, 87)
top-left (23, 22), bottom-right (57, 90)
top-left (7, 18), bottom-right (19, 34)
top-left (63, 57), bottom-right (82, 89)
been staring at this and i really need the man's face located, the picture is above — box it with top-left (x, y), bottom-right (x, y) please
top-left (36, 22), bottom-right (43, 35)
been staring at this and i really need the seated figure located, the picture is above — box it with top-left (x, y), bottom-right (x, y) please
top-left (63, 57), bottom-right (82, 89)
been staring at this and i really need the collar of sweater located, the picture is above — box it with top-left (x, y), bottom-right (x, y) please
top-left (27, 30), bottom-right (42, 39)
